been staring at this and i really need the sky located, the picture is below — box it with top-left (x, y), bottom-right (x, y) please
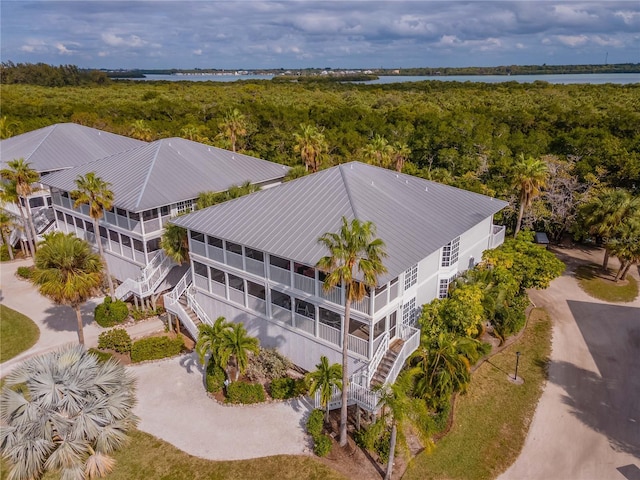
top-left (1, 1), bottom-right (639, 70)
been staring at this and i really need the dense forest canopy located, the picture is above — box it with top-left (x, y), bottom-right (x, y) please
top-left (1, 77), bottom-right (638, 237)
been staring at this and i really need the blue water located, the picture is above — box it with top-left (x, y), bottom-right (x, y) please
top-left (125, 73), bottom-right (639, 85)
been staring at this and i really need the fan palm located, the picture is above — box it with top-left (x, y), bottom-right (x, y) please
top-left (512, 154), bottom-right (548, 236)
top-left (219, 322), bottom-right (260, 381)
top-left (128, 119), bottom-right (154, 141)
top-left (293, 123), bottom-right (328, 173)
top-left (195, 316), bottom-right (232, 367)
top-left (160, 222), bottom-right (189, 265)
top-left (392, 142), bottom-right (411, 172)
top-left (0, 210), bottom-right (16, 260)
top-left (607, 216), bottom-right (640, 281)
top-left (71, 172), bottom-right (115, 299)
top-left (306, 356), bottom-right (343, 422)
top-left (32, 232), bottom-right (103, 345)
top-left (317, 216), bottom-right (387, 446)
top-left (1, 158), bottom-right (40, 256)
top-left (218, 108), bottom-right (247, 153)
top-left (362, 134), bottom-right (394, 168)
top-left (0, 344), bottom-right (138, 480)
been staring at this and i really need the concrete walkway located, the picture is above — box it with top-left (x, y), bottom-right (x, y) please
top-left (499, 248), bottom-right (640, 480)
top-left (0, 257), bottom-right (165, 376)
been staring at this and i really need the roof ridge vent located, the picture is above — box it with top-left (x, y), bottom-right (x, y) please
top-left (208, 148), bottom-right (211, 151)
top-left (405, 180), bottom-right (408, 184)
top-left (425, 187), bottom-right (428, 192)
top-left (168, 142), bottom-right (171, 146)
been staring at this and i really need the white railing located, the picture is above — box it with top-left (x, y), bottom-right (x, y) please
top-left (320, 284), bottom-right (342, 305)
top-left (314, 380), bottom-right (380, 413)
top-left (294, 273), bottom-right (315, 294)
top-left (318, 322), bottom-right (340, 346)
top-left (167, 269), bottom-right (192, 305)
top-left (366, 332), bottom-right (389, 385)
top-left (163, 292), bottom-right (199, 339)
top-left (245, 257), bottom-right (265, 276)
top-left (226, 251), bottom-right (244, 270)
top-left (351, 296), bottom-right (370, 315)
top-left (115, 251), bottom-right (175, 300)
top-left (385, 326), bottom-right (420, 386)
top-left (347, 334), bottom-right (369, 357)
top-left (271, 304), bottom-right (292, 326)
top-left (186, 285), bottom-right (213, 326)
top-left (247, 295), bottom-right (266, 315)
top-left (490, 224), bottom-right (506, 249)
top-left (115, 278), bottom-right (140, 300)
top-left (269, 264), bottom-right (291, 286)
top-left (295, 313), bottom-right (315, 335)
top-left (191, 239), bottom-right (206, 257)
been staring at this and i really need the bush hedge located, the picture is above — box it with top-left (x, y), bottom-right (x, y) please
top-left (16, 266), bottom-right (34, 279)
top-left (131, 335), bottom-right (184, 363)
top-left (94, 297), bottom-right (129, 327)
top-left (313, 434), bottom-right (332, 457)
top-left (225, 382), bottom-right (265, 404)
top-left (88, 347), bottom-right (115, 363)
top-left (269, 377), bottom-right (307, 400)
top-left (97, 328), bottom-right (132, 354)
top-left (306, 409), bottom-right (324, 438)
top-left (206, 361), bottom-right (226, 393)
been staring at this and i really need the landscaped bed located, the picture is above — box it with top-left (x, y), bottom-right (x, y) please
top-left (0, 304), bottom-right (40, 362)
top-left (575, 264), bottom-right (638, 303)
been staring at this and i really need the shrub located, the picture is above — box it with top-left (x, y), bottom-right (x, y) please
top-left (246, 348), bottom-right (293, 381)
top-left (225, 382), bottom-right (265, 404)
top-left (131, 306), bottom-right (165, 322)
top-left (16, 266), bottom-right (34, 280)
top-left (313, 434), bottom-right (332, 457)
top-left (269, 377), bottom-right (307, 400)
top-left (94, 297), bottom-right (129, 327)
top-left (131, 335), bottom-right (184, 363)
top-left (88, 347), bottom-right (115, 363)
top-left (206, 361), bottom-right (226, 393)
top-left (306, 409), bottom-right (324, 439)
top-left (97, 328), bottom-right (132, 354)
top-left (1, 245), bottom-right (10, 262)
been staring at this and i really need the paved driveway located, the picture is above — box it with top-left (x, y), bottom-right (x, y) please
top-left (499, 249), bottom-right (640, 480)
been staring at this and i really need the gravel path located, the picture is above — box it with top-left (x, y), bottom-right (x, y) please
top-left (499, 247), bottom-right (640, 480)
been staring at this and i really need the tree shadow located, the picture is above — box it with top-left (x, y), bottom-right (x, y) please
top-left (179, 351), bottom-right (205, 375)
top-left (41, 302), bottom-right (97, 332)
top-left (549, 300), bottom-right (640, 457)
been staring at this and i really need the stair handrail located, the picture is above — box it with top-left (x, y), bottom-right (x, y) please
top-left (115, 278), bottom-right (141, 300)
top-left (167, 269), bottom-right (192, 305)
top-left (185, 284), bottom-right (213, 326)
top-left (366, 331), bottom-right (390, 386)
top-left (385, 326), bottom-right (420, 386)
top-left (137, 252), bottom-right (175, 296)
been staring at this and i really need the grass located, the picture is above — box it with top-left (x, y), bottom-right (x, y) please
top-left (575, 264), bottom-right (638, 303)
top-left (0, 304), bottom-right (40, 363)
top-left (0, 429), bottom-right (346, 480)
top-left (403, 308), bottom-right (552, 480)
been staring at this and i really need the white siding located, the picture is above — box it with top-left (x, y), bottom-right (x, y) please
top-left (458, 216), bottom-right (493, 271)
top-left (104, 251), bottom-right (144, 283)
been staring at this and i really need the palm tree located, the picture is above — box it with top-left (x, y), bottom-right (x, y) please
top-left (392, 142), bottom-right (411, 173)
top-left (32, 232), bottom-right (103, 345)
top-left (0, 115), bottom-right (20, 139)
top-left (607, 216), bottom-right (640, 281)
top-left (375, 374), bottom-right (433, 480)
top-left (161, 222), bottom-right (189, 265)
top-left (317, 216), bottom-right (387, 447)
top-left (306, 356), bottom-right (343, 422)
top-left (71, 172), bottom-right (115, 299)
top-left (362, 134), bottom-right (393, 168)
top-left (0, 210), bottom-right (16, 260)
top-left (512, 154), bottom-right (548, 236)
top-left (580, 188), bottom-right (640, 269)
top-left (0, 344), bottom-right (138, 480)
top-left (293, 123), bottom-right (328, 173)
top-left (1, 158), bottom-right (40, 256)
top-left (195, 316), bottom-right (232, 367)
top-left (219, 322), bottom-right (260, 381)
top-left (128, 119), bottom-right (154, 141)
top-left (218, 108), bottom-right (247, 153)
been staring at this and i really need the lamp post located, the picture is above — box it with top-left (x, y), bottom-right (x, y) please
top-left (514, 351), bottom-right (521, 380)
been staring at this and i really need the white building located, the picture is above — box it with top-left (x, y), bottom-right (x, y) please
top-left (166, 162), bottom-right (507, 409)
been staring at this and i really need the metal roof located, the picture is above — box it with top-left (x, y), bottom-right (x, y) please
top-left (41, 138), bottom-right (289, 212)
top-left (0, 123), bottom-right (145, 174)
top-left (174, 162), bottom-right (509, 283)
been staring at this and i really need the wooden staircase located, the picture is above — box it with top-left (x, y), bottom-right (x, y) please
top-left (178, 294), bottom-right (202, 329)
top-left (370, 339), bottom-right (405, 388)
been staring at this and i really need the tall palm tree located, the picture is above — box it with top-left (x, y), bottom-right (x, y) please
top-left (375, 374), bottom-right (433, 480)
top-left (317, 216), bottom-right (387, 447)
top-left (71, 172), bottom-right (116, 299)
top-left (0, 210), bottom-right (16, 260)
top-left (511, 154), bottom-right (548, 236)
top-left (0, 115), bottom-right (20, 139)
top-left (306, 355), bottom-right (343, 422)
top-left (1, 158), bottom-right (40, 256)
top-left (0, 344), bottom-right (138, 480)
top-left (293, 123), bottom-right (328, 173)
top-left (362, 134), bottom-right (394, 168)
top-left (392, 142), bottom-right (411, 173)
top-left (32, 232), bottom-right (103, 345)
top-left (607, 216), bottom-right (640, 281)
top-left (580, 188), bottom-right (640, 269)
top-left (219, 322), bottom-right (260, 381)
top-left (161, 222), bottom-right (189, 265)
top-left (128, 119), bottom-right (154, 141)
top-left (195, 316), bottom-right (232, 367)
top-left (218, 108), bottom-right (247, 153)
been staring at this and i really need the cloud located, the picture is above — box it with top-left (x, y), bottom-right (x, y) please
top-left (193, 49), bottom-right (203, 55)
top-left (101, 32), bottom-right (147, 48)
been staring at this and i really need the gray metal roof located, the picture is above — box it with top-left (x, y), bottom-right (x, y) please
top-left (0, 123), bottom-right (145, 174)
top-left (174, 162), bottom-right (509, 284)
top-left (41, 138), bottom-right (289, 212)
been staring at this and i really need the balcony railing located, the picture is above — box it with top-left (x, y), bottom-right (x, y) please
top-left (269, 264), bottom-right (291, 286)
top-left (347, 334), bottom-right (369, 357)
top-left (229, 288), bottom-right (244, 306)
top-left (210, 280), bottom-right (225, 298)
top-left (245, 257), bottom-right (265, 277)
top-left (247, 295), bottom-right (266, 315)
top-left (351, 296), bottom-right (370, 315)
top-left (374, 291), bottom-right (387, 311)
top-left (294, 314), bottom-right (315, 335)
top-left (191, 239), bottom-right (206, 257)
top-left (271, 304), bottom-right (292, 326)
top-left (226, 251), bottom-right (244, 270)
top-left (490, 224), bottom-right (506, 249)
top-left (207, 245), bottom-right (224, 263)
top-left (319, 283), bottom-right (342, 305)
top-left (194, 273), bottom-right (208, 291)
top-left (294, 273), bottom-right (315, 295)
top-left (318, 322), bottom-right (340, 345)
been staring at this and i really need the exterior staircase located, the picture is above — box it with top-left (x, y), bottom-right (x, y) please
top-left (164, 269), bottom-right (213, 340)
top-left (370, 339), bottom-right (405, 388)
top-left (115, 251), bottom-right (175, 301)
top-left (177, 294), bottom-right (202, 330)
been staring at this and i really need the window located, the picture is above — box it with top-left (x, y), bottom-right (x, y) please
top-left (176, 200), bottom-right (193, 214)
top-left (29, 197), bottom-right (45, 209)
top-left (190, 230), bottom-right (205, 242)
top-left (61, 191), bottom-right (69, 198)
top-left (142, 209), bottom-right (158, 221)
top-left (228, 273), bottom-right (244, 292)
top-left (47, 197), bottom-right (52, 206)
top-left (99, 226), bottom-right (108, 238)
top-left (441, 236), bottom-right (460, 267)
top-left (121, 235), bottom-right (132, 248)
top-left (247, 281), bottom-right (266, 300)
top-left (270, 255), bottom-right (289, 269)
top-left (404, 264), bottom-right (418, 290)
top-left (193, 261), bottom-right (208, 277)
top-left (146, 237), bottom-right (160, 252)
top-left (402, 298), bottom-right (417, 326)
top-left (65, 214), bottom-right (74, 225)
top-left (160, 205), bottom-right (170, 216)
top-left (226, 241), bottom-right (242, 255)
top-left (129, 212), bottom-right (140, 222)
top-left (116, 207), bottom-right (128, 217)
top-left (85, 221), bottom-right (95, 233)
top-left (56, 210), bottom-right (64, 221)
top-left (109, 230), bottom-right (119, 242)
top-left (373, 317), bottom-right (386, 339)
top-left (438, 276), bottom-right (452, 299)
top-left (295, 299), bottom-right (315, 318)
top-left (207, 236), bottom-right (223, 248)
top-left (271, 290), bottom-right (291, 310)
top-left (210, 267), bottom-right (225, 284)
top-left (319, 308), bottom-right (341, 328)
top-left (133, 239), bottom-right (144, 252)
top-left (245, 248), bottom-right (264, 262)
top-left (75, 217), bottom-right (84, 228)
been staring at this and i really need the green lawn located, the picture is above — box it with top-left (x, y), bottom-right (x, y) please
top-left (0, 304), bottom-right (40, 363)
top-left (403, 308), bottom-right (552, 480)
top-left (575, 265), bottom-right (638, 303)
top-left (0, 429), bottom-right (346, 480)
